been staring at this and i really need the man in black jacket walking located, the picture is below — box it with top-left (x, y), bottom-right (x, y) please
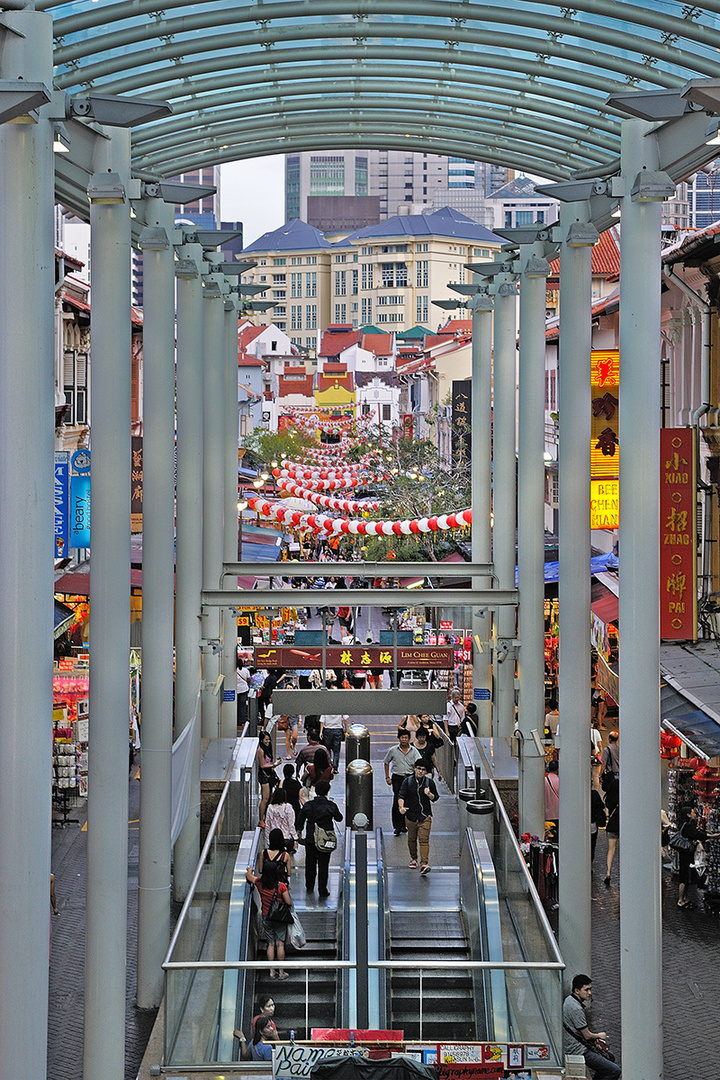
top-left (296, 780), bottom-right (343, 898)
top-left (398, 761), bottom-right (438, 875)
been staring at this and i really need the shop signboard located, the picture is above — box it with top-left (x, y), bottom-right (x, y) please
top-left (54, 451), bottom-right (69, 558)
top-left (591, 350), bottom-right (619, 482)
top-left (452, 379), bottom-right (472, 467)
top-left (590, 478), bottom-right (619, 530)
top-left (254, 645), bottom-right (454, 670)
top-left (273, 1044), bottom-right (368, 1079)
top-left (70, 474), bottom-right (91, 549)
top-left (131, 436), bottom-right (143, 533)
top-left (660, 428), bottom-right (697, 640)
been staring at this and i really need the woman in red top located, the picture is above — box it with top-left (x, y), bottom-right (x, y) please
top-left (245, 859), bottom-right (292, 979)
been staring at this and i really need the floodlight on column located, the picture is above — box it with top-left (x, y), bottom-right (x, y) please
top-left (87, 172), bottom-right (126, 204)
top-left (630, 169), bottom-right (676, 202)
top-left (523, 255), bottom-right (552, 278)
top-left (565, 221), bottom-right (600, 247)
top-left (432, 298), bottom-right (464, 310)
top-left (449, 283), bottom-right (485, 296)
top-left (52, 123), bottom-right (71, 153)
top-left (70, 93), bottom-right (172, 127)
top-left (137, 225), bottom-right (170, 250)
top-left (175, 258), bottom-right (200, 279)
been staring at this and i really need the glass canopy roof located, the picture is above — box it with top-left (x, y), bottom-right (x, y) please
top-left (38, 0), bottom-right (720, 181)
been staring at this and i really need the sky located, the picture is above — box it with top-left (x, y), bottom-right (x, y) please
top-left (220, 157), bottom-right (286, 245)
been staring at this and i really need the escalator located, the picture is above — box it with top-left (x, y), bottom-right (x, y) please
top-left (388, 909), bottom-right (476, 1039)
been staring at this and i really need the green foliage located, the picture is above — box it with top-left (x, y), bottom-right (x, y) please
top-left (240, 427), bottom-right (315, 467)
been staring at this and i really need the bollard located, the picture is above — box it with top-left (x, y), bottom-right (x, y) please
top-left (346, 723), bottom-right (370, 766)
top-left (457, 788), bottom-right (477, 855)
top-left (346, 759), bottom-right (373, 830)
top-left (467, 798), bottom-right (495, 859)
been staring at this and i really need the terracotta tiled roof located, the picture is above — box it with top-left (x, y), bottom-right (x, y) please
top-left (278, 374), bottom-right (314, 396)
top-left (318, 330), bottom-right (361, 357)
top-left (238, 325), bottom-right (265, 348)
top-left (663, 221), bottom-right (720, 264)
top-left (360, 332), bottom-right (394, 356)
top-left (441, 318), bottom-right (473, 334)
top-left (238, 355), bottom-right (268, 367)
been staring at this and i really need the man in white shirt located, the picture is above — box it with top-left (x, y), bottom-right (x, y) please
top-left (236, 657), bottom-right (250, 729)
top-left (319, 685), bottom-right (349, 772)
top-left (445, 689), bottom-right (465, 741)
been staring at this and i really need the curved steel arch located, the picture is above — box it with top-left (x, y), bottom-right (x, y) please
top-left (37, 0), bottom-right (720, 188)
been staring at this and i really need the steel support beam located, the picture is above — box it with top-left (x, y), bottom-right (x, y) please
top-left (203, 588), bottom-right (517, 608)
top-left (136, 197), bottom-right (175, 1009)
top-left (469, 293), bottom-right (494, 736)
top-left (85, 126), bottom-right (133, 1080)
top-left (272, 689), bottom-right (448, 716)
top-left (173, 242), bottom-right (205, 900)
top-left (490, 274), bottom-right (518, 738)
top-left (221, 561), bottom-right (493, 580)
top-left (516, 243), bottom-right (550, 838)
top-left (557, 202), bottom-right (595, 984)
top-left (618, 116), bottom-right (663, 1080)
top-left (0, 11), bottom-right (54, 1080)
top-left (222, 298), bottom-right (239, 738)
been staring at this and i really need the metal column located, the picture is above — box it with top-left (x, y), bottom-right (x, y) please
top-left (173, 241), bottom-right (205, 899)
top-left (557, 204), bottom-right (597, 980)
top-left (85, 128), bottom-right (133, 1080)
top-left (469, 293), bottom-right (493, 737)
top-left (491, 274), bottom-right (518, 737)
top-left (136, 198), bottom-right (176, 1008)
top-left (618, 118), bottom-right (663, 1080)
top-left (516, 244), bottom-right (550, 837)
top-left (222, 297), bottom-right (240, 738)
top-left (0, 12), bottom-right (54, 1079)
top-left (201, 264), bottom-right (228, 738)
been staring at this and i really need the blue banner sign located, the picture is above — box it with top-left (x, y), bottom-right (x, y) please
top-left (54, 451), bottom-right (69, 558)
top-left (473, 687), bottom-right (491, 701)
top-left (70, 474), bottom-right (91, 548)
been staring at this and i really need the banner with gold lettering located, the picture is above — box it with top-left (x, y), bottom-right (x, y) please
top-left (591, 350), bottom-right (619, 483)
top-left (660, 428), bottom-right (696, 640)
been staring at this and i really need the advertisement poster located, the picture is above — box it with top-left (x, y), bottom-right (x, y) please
top-left (70, 474), bottom-right (91, 549)
top-left (54, 451), bottom-right (69, 558)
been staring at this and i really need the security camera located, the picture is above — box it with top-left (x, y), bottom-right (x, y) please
top-left (365, 632), bottom-right (374, 645)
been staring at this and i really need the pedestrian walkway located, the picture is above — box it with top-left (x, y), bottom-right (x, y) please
top-left (49, 725), bottom-right (718, 1079)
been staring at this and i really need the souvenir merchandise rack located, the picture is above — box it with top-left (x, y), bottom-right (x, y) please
top-left (52, 660), bottom-right (89, 816)
top-left (52, 705), bottom-right (82, 826)
top-left (704, 794), bottom-right (720, 898)
top-left (667, 760), bottom-right (698, 831)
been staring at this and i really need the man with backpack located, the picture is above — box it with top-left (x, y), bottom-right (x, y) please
top-left (296, 779), bottom-right (343, 898)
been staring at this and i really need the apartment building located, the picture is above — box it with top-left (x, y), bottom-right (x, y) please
top-left (243, 207), bottom-right (504, 339)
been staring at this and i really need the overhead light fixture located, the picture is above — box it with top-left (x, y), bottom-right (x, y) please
top-left (566, 221), bottom-right (600, 248)
top-left (137, 225), bottom-right (170, 251)
top-left (87, 172), bottom-right (126, 205)
top-left (52, 123), bottom-right (71, 153)
top-left (630, 169), bottom-right (676, 203)
top-left (523, 255), bottom-right (552, 278)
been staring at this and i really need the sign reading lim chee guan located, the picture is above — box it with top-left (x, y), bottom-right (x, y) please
top-left (254, 645), bottom-right (455, 670)
top-left (660, 428), bottom-right (696, 641)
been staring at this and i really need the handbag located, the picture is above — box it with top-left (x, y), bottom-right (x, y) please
top-left (287, 908), bottom-right (306, 950)
top-left (669, 823), bottom-right (695, 853)
top-left (314, 822), bottom-right (338, 852)
top-left (267, 887), bottom-right (293, 924)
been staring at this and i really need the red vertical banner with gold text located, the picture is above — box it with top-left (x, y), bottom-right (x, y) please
top-left (660, 428), bottom-right (697, 640)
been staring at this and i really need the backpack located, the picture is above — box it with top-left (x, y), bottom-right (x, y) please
top-left (314, 822), bottom-right (338, 852)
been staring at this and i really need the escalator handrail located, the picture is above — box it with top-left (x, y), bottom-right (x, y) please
top-left (462, 827), bottom-right (509, 1042)
top-left (374, 826), bottom-right (387, 1029)
top-left (340, 824), bottom-right (354, 1025)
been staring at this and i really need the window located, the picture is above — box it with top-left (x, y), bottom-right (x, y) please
top-left (291, 257), bottom-right (302, 265)
top-left (334, 254), bottom-right (347, 263)
top-left (291, 305), bottom-right (302, 330)
top-left (351, 269), bottom-right (358, 295)
top-left (416, 296), bottom-right (429, 323)
top-left (305, 272), bottom-right (317, 297)
top-left (334, 270), bottom-right (347, 295)
top-left (272, 258), bottom-right (286, 266)
top-left (361, 263), bottom-right (373, 289)
top-left (272, 274), bottom-right (286, 284)
top-left (305, 305), bottom-right (317, 329)
top-left (273, 290), bottom-right (286, 301)
top-left (361, 297), bottom-right (372, 323)
top-left (334, 303), bottom-right (347, 323)
top-left (377, 294), bottom-right (403, 306)
top-left (290, 273), bottom-right (302, 298)
top-left (473, 248), bottom-right (490, 257)
top-left (308, 255), bottom-right (317, 265)
top-left (416, 243), bottom-right (428, 252)
top-left (416, 260), bottom-right (428, 288)
top-left (63, 349), bottom-right (88, 425)
top-left (516, 210), bottom-right (534, 225)
top-left (396, 263), bottom-right (408, 287)
top-left (382, 404), bottom-right (392, 421)
top-left (271, 341), bottom-right (278, 351)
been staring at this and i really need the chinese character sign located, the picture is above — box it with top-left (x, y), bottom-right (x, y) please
top-left (452, 379), bottom-right (472, 468)
top-left (131, 436), bottom-right (143, 534)
top-left (660, 428), bottom-right (696, 640)
top-left (591, 351), bottom-right (619, 482)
